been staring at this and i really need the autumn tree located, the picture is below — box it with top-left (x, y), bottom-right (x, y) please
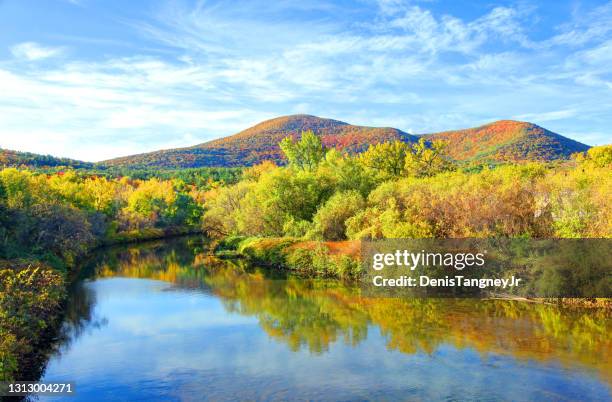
top-left (404, 138), bottom-right (455, 177)
top-left (321, 149), bottom-right (377, 196)
top-left (279, 130), bottom-right (326, 171)
top-left (358, 141), bottom-right (408, 178)
top-left (312, 190), bottom-right (365, 240)
top-left (574, 145), bottom-right (612, 169)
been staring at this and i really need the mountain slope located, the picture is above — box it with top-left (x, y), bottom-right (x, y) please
top-left (103, 115), bottom-right (419, 168)
top-left (102, 115), bottom-right (590, 168)
top-left (0, 148), bottom-right (93, 169)
top-left (425, 120), bottom-right (590, 162)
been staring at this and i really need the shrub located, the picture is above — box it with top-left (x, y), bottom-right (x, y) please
top-left (311, 190), bottom-right (365, 240)
top-left (0, 263), bottom-right (65, 381)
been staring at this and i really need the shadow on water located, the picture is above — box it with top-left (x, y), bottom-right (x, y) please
top-left (35, 236), bottom-right (611, 400)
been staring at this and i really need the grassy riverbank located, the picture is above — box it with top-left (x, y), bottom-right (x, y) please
top-left (214, 236), bottom-right (611, 310)
top-left (215, 236), bottom-right (361, 279)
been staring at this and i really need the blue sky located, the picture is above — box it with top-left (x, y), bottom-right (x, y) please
top-left (0, 0), bottom-right (611, 161)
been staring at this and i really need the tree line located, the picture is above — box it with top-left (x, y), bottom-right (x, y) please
top-left (204, 131), bottom-right (611, 240)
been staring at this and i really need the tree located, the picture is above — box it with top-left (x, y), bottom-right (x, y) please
top-left (312, 190), bottom-right (365, 240)
top-left (404, 138), bottom-right (455, 177)
top-left (574, 145), bottom-right (612, 169)
top-left (126, 179), bottom-right (175, 220)
top-left (202, 181), bottom-right (252, 237)
top-left (359, 141), bottom-right (408, 178)
top-left (27, 204), bottom-right (95, 264)
top-left (279, 130), bottom-right (326, 171)
top-left (0, 168), bottom-right (33, 209)
top-left (321, 150), bottom-right (377, 197)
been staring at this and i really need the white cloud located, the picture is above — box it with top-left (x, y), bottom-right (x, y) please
top-left (0, 58), bottom-right (267, 161)
top-left (545, 2), bottom-right (612, 47)
top-left (10, 42), bottom-right (64, 60)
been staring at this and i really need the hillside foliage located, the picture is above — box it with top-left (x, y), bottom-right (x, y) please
top-left (0, 148), bottom-right (94, 169)
top-left (102, 115), bottom-right (590, 168)
top-left (424, 120), bottom-right (590, 162)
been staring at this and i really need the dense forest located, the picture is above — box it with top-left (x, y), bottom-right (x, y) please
top-left (0, 132), bottom-right (610, 381)
top-left (0, 148), bottom-right (94, 169)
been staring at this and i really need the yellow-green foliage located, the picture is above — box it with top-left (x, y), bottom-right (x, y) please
top-left (279, 130), bottom-right (326, 171)
top-left (404, 138), bottom-right (456, 177)
top-left (0, 168), bottom-right (204, 265)
top-left (233, 237), bottom-right (361, 279)
top-left (311, 190), bottom-right (365, 241)
top-left (204, 165), bottom-right (336, 238)
top-left (0, 262), bottom-right (64, 381)
top-left (574, 144), bottom-right (612, 169)
top-left (203, 144), bottom-right (611, 241)
top-left (545, 154), bottom-right (611, 238)
top-left (358, 140), bottom-right (408, 178)
top-left (358, 139), bottom-right (456, 179)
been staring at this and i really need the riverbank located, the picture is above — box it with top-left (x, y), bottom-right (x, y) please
top-left (214, 236), bottom-right (361, 279)
top-left (214, 236), bottom-right (611, 309)
top-left (0, 260), bottom-right (65, 382)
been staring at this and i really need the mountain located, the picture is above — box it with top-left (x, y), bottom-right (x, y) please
top-left (425, 120), bottom-right (590, 162)
top-left (102, 115), bottom-right (419, 168)
top-left (101, 115), bottom-right (590, 168)
top-left (0, 148), bottom-right (93, 169)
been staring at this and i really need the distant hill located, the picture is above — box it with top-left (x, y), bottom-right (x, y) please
top-left (102, 115), bottom-right (419, 168)
top-left (99, 115), bottom-right (590, 168)
top-left (425, 120), bottom-right (590, 162)
top-left (0, 148), bottom-right (93, 169)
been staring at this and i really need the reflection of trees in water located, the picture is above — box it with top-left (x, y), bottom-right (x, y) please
top-left (38, 283), bottom-right (107, 377)
top-left (50, 237), bottom-right (214, 352)
top-left (200, 261), bottom-right (610, 380)
top-left (67, 237), bottom-right (612, 385)
top-left (208, 269), bottom-right (369, 353)
top-left (55, 281), bottom-right (108, 352)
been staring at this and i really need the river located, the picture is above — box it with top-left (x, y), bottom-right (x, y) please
top-left (38, 237), bottom-right (611, 401)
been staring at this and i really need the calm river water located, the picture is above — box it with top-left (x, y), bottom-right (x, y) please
top-left (39, 237), bottom-right (611, 401)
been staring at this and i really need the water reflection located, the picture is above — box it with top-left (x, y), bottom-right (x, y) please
top-left (41, 237), bottom-right (611, 401)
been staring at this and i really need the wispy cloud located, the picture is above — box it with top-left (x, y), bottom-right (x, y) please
top-left (545, 1), bottom-right (612, 47)
top-left (10, 42), bottom-right (64, 60)
top-left (0, 56), bottom-right (269, 161)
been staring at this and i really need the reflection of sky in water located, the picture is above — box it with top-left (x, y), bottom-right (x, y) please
top-left (42, 278), bottom-right (611, 402)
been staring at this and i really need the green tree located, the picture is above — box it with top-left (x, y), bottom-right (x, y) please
top-left (321, 150), bottom-right (377, 197)
top-left (359, 141), bottom-right (408, 178)
top-left (280, 130), bottom-right (326, 171)
top-left (404, 138), bottom-right (455, 177)
top-left (234, 169), bottom-right (334, 236)
top-left (311, 190), bottom-right (365, 240)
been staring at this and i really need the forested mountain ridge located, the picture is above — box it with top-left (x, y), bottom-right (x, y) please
top-left (102, 115), bottom-right (419, 168)
top-left (102, 115), bottom-right (590, 168)
top-left (2, 115), bottom-right (591, 169)
top-left (0, 148), bottom-right (94, 169)
top-left (425, 120), bottom-right (590, 162)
